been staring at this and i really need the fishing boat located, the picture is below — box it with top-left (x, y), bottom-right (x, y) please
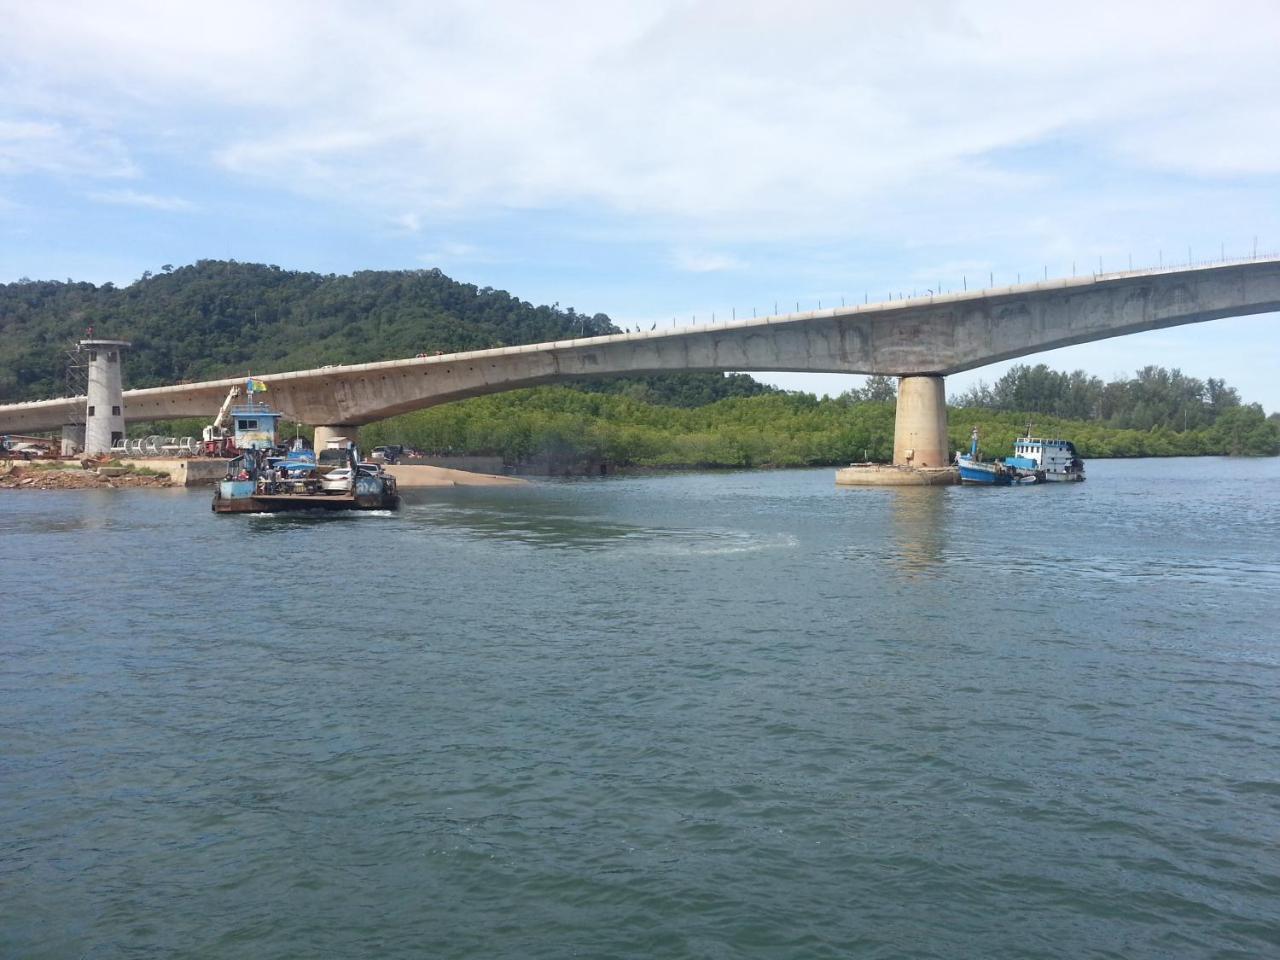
top-left (955, 427), bottom-right (1017, 485)
top-left (1003, 434), bottom-right (1086, 482)
top-left (955, 426), bottom-right (1086, 485)
top-left (211, 402), bottom-right (399, 513)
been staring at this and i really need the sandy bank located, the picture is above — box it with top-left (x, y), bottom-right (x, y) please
top-left (386, 464), bottom-right (526, 488)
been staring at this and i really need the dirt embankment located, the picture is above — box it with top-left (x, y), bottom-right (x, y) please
top-left (1, 462), bottom-right (173, 490)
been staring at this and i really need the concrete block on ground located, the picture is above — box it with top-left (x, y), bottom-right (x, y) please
top-left (120, 458), bottom-right (229, 486)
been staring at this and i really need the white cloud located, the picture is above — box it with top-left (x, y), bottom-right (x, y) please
top-left (393, 212), bottom-right (423, 233)
top-left (0, 119), bottom-right (135, 178)
top-left (417, 241), bottom-right (496, 266)
top-left (3, 1), bottom-right (1280, 412)
top-left (3, 0), bottom-right (1277, 241)
top-left (88, 188), bottom-right (195, 212)
top-left (672, 249), bottom-right (744, 273)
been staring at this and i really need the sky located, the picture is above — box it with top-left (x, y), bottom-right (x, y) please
top-left (2, 0), bottom-right (1278, 410)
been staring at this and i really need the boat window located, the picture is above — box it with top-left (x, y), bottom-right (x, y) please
top-left (237, 419), bottom-right (258, 429)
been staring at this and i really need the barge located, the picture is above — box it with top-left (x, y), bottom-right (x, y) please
top-left (211, 402), bottom-right (399, 513)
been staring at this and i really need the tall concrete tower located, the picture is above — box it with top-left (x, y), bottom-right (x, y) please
top-left (80, 339), bottom-right (131, 455)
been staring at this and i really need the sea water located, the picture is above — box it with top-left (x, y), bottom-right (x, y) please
top-left (2, 458), bottom-right (1278, 958)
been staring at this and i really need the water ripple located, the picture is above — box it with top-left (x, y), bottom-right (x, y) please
top-left (2, 459), bottom-right (1278, 959)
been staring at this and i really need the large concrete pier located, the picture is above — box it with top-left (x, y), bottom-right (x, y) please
top-left (892, 376), bottom-right (950, 470)
top-left (834, 374), bottom-right (959, 486)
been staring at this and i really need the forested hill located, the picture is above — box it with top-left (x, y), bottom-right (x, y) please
top-left (0, 260), bottom-right (771, 406)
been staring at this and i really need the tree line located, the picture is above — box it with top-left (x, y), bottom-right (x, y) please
top-left (0, 260), bottom-right (766, 407)
top-left (954, 363), bottom-right (1254, 431)
top-left (359, 372), bottom-right (1277, 469)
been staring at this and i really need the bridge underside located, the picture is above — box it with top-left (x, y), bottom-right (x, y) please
top-left (315, 373), bottom-right (953, 470)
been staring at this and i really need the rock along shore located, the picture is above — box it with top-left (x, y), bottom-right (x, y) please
top-left (1, 462), bottom-right (173, 490)
top-left (1, 460), bottom-right (525, 491)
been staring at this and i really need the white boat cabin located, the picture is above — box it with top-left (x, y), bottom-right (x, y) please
top-left (1005, 436), bottom-right (1085, 481)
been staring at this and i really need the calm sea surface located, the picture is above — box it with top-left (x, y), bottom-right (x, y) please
top-left (2, 458), bottom-right (1279, 959)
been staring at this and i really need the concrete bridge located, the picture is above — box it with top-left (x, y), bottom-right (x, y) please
top-left (3, 258), bottom-right (1279, 464)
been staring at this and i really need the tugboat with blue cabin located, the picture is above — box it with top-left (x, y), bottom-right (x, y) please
top-left (955, 426), bottom-right (1086, 485)
top-left (212, 382), bottom-right (399, 513)
top-left (1003, 434), bottom-right (1086, 483)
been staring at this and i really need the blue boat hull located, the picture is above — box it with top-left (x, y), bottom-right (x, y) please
top-left (957, 459), bottom-right (1013, 485)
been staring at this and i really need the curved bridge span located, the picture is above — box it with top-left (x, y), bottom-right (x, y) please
top-left (3, 258), bottom-right (1278, 462)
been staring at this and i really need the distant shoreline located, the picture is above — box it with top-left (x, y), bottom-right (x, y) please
top-left (1, 460), bottom-right (525, 491)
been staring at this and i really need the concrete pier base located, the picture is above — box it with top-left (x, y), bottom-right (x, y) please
top-left (120, 458), bottom-right (230, 487)
top-left (835, 374), bottom-right (958, 486)
top-left (314, 424), bottom-right (361, 452)
top-left (835, 464), bottom-right (957, 486)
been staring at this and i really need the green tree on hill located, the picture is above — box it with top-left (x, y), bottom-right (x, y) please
top-left (0, 261), bottom-right (769, 408)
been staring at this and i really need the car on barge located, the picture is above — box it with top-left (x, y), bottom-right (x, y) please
top-left (210, 404), bottom-right (399, 513)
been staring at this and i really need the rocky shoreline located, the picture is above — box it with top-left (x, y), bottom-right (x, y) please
top-left (1, 462), bottom-right (173, 490)
top-left (1, 460), bottom-right (526, 491)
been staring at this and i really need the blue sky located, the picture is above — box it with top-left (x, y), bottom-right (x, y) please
top-left (2, 0), bottom-right (1278, 409)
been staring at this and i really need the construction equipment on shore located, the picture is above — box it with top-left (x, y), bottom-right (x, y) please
top-left (202, 386), bottom-right (242, 456)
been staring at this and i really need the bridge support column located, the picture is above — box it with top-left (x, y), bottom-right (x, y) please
top-left (892, 375), bottom-right (949, 468)
top-left (61, 423), bottom-right (85, 457)
top-left (314, 424), bottom-right (361, 452)
top-left (81, 339), bottom-right (131, 456)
